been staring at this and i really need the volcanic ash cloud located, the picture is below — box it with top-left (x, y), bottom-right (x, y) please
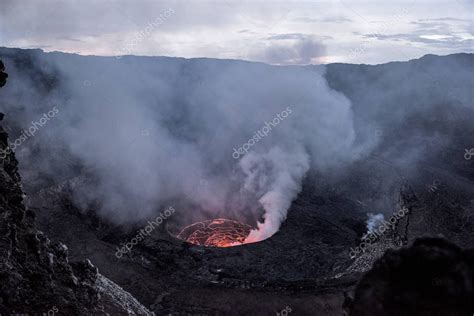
top-left (2, 52), bottom-right (358, 241)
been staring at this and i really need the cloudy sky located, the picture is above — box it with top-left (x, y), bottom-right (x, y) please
top-left (0, 0), bottom-right (472, 64)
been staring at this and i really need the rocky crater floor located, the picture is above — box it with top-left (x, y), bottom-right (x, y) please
top-left (25, 154), bottom-right (474, 315)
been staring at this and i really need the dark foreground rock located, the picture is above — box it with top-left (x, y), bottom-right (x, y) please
top-left (350, 238), bottom-right (474, 316)
top-left (0, 60), bottom-right (7, 87)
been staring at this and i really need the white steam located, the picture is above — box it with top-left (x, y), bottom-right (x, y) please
top-left (366, 213), bottom-right (385, 234)
top-left (241, 147), bottom-right (310, 242)
top-left (1, 50), bottom-right (357, 242)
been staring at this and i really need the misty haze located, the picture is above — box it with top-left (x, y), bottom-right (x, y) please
top-left (0, 1), bottom-right (473, 315)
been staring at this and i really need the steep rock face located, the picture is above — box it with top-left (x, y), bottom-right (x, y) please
top-left (0, 114), bottom-right (97, 314)
top-left (0, 61), bottom-right (7, 87)
top-left (0, 62), bottom-right (151, 315)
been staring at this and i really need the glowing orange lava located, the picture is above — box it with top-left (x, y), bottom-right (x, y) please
top-left (176, 218), bottom-right (252, 247)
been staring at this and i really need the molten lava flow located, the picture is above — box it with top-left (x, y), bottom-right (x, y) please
top-left (176, 218), bottom-right (252, 247)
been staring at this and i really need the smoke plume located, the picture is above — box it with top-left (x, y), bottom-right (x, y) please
top-left (1, 49), bottom-right (473, 242)
top-left (0, 48), bottom-right (358, 241)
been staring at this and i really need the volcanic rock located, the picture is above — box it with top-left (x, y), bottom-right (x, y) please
top-left (350, 237), bottom-right (474, 316)
top-left (0, 60), bottom-right (7, 87)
